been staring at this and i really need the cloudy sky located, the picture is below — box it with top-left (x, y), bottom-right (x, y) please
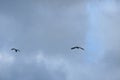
top-left (0, 0), bottom-right (120, 80)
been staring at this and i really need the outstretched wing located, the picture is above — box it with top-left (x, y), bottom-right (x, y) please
top-left (11, 48), bottom-right (15, 50)
top-left (79, 47), bottom-right (85, 50)
top-left (71, 47), bottom-right (76, 50)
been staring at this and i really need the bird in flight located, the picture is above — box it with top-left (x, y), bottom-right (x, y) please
top-left (71, 46), bottom-right (84, 50)
top-left (11, 48), bottom-right (20, 52)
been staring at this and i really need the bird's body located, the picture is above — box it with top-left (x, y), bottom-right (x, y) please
top-left (71, 46), bottom-right (84, 50)
top-left (11, 48), bottom-right (20, 52)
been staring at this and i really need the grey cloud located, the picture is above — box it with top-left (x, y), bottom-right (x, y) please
top-left (0, 0), bottom-right (120, 80)
top-left (0, 53), bottom-right (67, 80)
top-left (0, 0), bottom-right (88, 54)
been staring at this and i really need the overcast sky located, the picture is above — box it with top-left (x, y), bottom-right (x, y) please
top-left (0, 0), bottom-right (120, 80)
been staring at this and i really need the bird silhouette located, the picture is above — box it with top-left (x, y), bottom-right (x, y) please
top-left (71, 46), bottom-right (84, 50)
top-left (11, 48), bottom-right (20, 52)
